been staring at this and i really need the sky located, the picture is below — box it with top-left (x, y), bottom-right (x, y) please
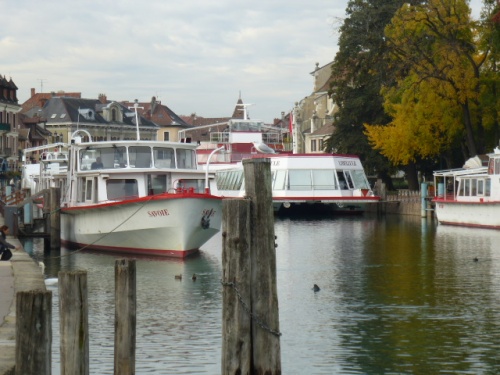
top-left (0, 0), bottom-right (484, 124)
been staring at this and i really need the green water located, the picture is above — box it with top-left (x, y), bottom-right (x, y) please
top-left (23, 214), bottom-right (500, 374)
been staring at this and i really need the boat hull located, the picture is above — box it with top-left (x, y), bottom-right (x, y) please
top-left (61, 194), bottom-right (222, 257)
top-left (273, 197), bottom-right (379, 215)
top-left (434, 199), bottom-right (500, 229)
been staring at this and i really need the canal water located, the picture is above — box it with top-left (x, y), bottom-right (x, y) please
top-left (21, 214), bottom-right (500, 374)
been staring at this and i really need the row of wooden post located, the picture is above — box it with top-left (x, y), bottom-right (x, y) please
top-left (15, 259), bottom-right (136, 375)
top-left (14, 158), bottom-right (281, 374)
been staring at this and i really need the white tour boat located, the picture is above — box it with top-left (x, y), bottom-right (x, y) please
top-left (184, 103), bottom-right (379, 213)
top-left (432, 148), bottom-right (500, 228)
top-left (59, 131), bottom-right (222, 257)
top-left (213, 153), bottom-right (378, 213)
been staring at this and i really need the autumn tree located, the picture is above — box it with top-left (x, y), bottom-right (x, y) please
top-left (365, 0), bottom-right (496, 169)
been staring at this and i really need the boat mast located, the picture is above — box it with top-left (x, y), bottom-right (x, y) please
top-left (129, 99), bottom-right (143, 141)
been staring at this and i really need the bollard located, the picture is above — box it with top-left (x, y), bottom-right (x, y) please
top-left (221, 158), bottom-right (281, 374)
top-left (15, 290), bottom-right (52, 375)
top-left (114, 259), bottom-right (136, 375)
top-left (421, 182), bottom-right (428, 218)
top-left (50, 187), bottom-right (61, 249)
top-left (59, 271), bottom-right (89, 375)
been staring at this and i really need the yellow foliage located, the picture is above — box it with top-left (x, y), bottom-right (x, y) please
top-left (368, 0), bottom-right (483, 165)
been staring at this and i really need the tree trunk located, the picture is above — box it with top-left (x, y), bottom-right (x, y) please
top-left (405, 162), bottom-right (419, 191)
top-left (462, 102), bottom-right (478, 157)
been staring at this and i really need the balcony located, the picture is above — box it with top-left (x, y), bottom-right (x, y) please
top-left (0, 148), bottom-right (12, 157)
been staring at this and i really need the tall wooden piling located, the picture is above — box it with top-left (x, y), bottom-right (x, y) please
top-left (221, 198), bottom-right (252, 373)
top-left (59, 271), bottom-right (89, 375)
top-left (50, 187), bottom-right (61, 249)
top-left (221, 158), bottom-right (281, 374)
top-left (15, 290), bottom-right (52, 375)
top-left (114, 259), bottom-right (136, 375)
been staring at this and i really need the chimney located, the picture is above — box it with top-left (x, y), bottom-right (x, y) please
top-left (151, 96), bottom-right (157, 114)
top-left (98, 93), bottom-right (107, 104)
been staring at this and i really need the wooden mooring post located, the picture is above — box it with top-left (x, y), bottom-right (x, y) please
top-left (221, 158), bottom-right (281, 375)
top-left (50, 187), bottom-right (61, 249)
top-left (15, 290), bottom-right (52, 375)
top-left (114, 259), bottom-right (136, 375)
top-left (59, 271), bottom-right (89, 375)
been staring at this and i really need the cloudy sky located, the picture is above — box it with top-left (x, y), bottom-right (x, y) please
top-left (1, 0), bottom-right (484, 123)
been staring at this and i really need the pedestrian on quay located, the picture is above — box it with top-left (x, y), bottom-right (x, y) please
top-left (0, 225), bottom-right (19, 261)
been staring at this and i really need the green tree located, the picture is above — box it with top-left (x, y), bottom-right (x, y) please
top-left (326, 0), bottom-right (413, 188)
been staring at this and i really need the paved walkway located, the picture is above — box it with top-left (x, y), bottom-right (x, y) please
top-left (0, 215), bottom-right (46, 375)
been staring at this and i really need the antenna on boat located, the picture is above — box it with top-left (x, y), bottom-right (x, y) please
top-left (129, 99), bottom-right (144, 141)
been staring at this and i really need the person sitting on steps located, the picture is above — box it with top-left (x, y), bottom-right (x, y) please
top-left (0, 225), bottom-right (19, 261)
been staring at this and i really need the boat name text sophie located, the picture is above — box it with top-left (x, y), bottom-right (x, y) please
top-left (148, 209), bottom-right (170, 217)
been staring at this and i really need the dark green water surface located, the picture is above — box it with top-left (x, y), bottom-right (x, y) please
top-left (23, 214), bottom-right (500, 374)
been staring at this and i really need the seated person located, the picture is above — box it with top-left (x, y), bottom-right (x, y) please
top-left (91, 157), bottom-right (104, 169)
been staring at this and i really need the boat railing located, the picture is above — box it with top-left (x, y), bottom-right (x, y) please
top-left (210, 133), bottom-right (230, 143)
top-left (209, 132), bottom-right (283, 145)
top-left (262, 133), bottom-right (282, 144)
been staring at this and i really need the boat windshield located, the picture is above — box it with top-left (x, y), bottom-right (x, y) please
top-left (229, 120), bottom-right (263, 132)
top-left (78, 145), bottom-right (197, 170)
top-left (350, 170), bottom-right (370, 189)
top-left (79, 147), bottom-right (127, 170)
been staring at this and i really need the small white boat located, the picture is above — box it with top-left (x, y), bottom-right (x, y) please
top-left (59, 131), bottom-right (222, 258)
top-left (433, 148), bottom-right (499, 229)
top-left (22, 143), bottom-right (69, 195)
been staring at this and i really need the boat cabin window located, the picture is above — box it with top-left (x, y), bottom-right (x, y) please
top-left (85, 179), bottom-right (93, 201)
top-left (489, 158), bottom-right (500, 175)
top-left (350, 170), bottom-right (370, 189)
top-left (79, 147), bottom-right (127, 170)
top-left (458, 177), bottom-right (490, 197)
top-left (273, 170), bottom-right (287, 190)
top-left (153, 147), bottom-right (175, 168)
top-left (148, 174), bottom-right (172, 194)
top-left (288, 170), bottom-right (312, 190)
top-left (337, 171), bottom-right (350, 189)
top-left (216, 170), bottom-right (243, 191)
top-left (106, 179), bottom-right (138, 200)
top-left (78, 177), bottom-right (97, 203)
top-left (312, 170), bottom-right (337, 190)
top-left (176, 149), bottom-right (196, 169)
top-left (478, 179), bottom-right (484, 195)
top-left (229, 120), bottom-right (263, 132)
top-left (177, 179), bottom-right (205, 193)
top-left (129, 146), bottom-right (152, 168)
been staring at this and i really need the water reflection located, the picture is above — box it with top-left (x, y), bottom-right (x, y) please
top-left (25, 239), bottom-right (223, 375)
top-left (21, 214), bottom-right (500, 374)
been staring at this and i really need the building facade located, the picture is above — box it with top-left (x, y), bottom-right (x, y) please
top-left (0, 75), bottom-right (22, 172)
top-left (292, 62), bottom-right (336, 154)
